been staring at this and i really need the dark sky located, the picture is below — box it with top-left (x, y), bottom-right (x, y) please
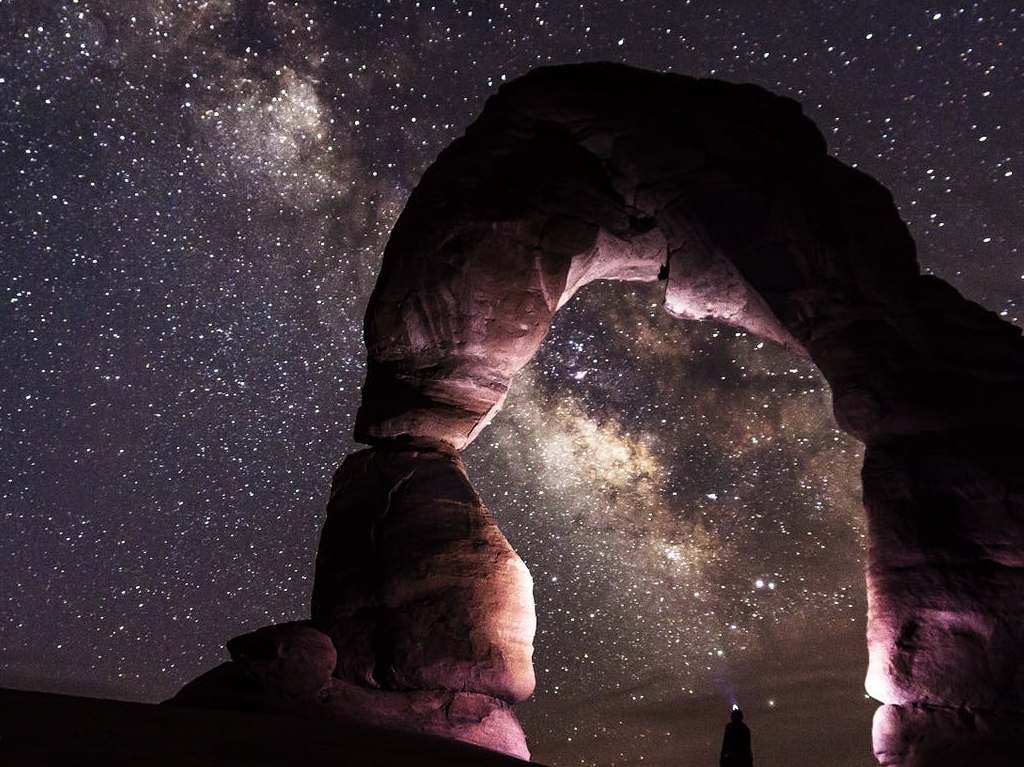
top-left (1, 2), bottom-right (1021, 765)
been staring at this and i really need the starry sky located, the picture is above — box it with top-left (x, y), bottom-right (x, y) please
top-left (1, 2), bottom-right (1021, 765)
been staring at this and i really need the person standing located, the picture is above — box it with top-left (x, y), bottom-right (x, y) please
top-left (720, 706), bottom-right (753, 767)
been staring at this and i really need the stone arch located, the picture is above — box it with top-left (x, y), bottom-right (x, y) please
top-left (177, 64), bottom-right (1023, 765)
top-left (343, 63), bottom-right (1024, 762)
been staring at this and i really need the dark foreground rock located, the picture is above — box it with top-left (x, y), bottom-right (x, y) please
top-left (0, 686), bottom-right (535, 766)
top-left (170, 618), bottom-right (531, 760)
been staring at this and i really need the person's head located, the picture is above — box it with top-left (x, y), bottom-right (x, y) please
top-left (730, 706), bottom-right (744, 723)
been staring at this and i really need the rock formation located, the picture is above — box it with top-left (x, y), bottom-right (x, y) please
top-left (175, 63), bottom-right (1024, 764)
top-left (1, 686), bottom-right (532, 767)
top-left (173, 449), bottom-right (535, 760)
top-left (310, 446), bottom-right (535, 706)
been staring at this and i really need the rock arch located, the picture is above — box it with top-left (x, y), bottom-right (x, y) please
top-left (178, 64), bottom-right (1024, 764)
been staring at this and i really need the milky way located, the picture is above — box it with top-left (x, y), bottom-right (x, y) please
top-left (2, 2), bottom-right (1021, 765)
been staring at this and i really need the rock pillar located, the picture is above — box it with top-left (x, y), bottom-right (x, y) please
top-left (174, 446), bottom-right (537, 760)
top-left (862, 431), bottom-right (1024, 766)
top-left (309, 444), bottom-right (536, 758)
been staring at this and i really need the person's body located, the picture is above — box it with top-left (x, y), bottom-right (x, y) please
top-left (720, 707), bottom-right (753, 767)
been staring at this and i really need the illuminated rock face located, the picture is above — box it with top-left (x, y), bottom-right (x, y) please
top-left (311, 446), bottom-right (536, 706)
top-left (170, 621), bottom-right (530, 759)
top-left (173, 450), bottom-right (536, 760)
top-left (352, 63), bottom-right (1024, 761)
top-left (177, 63), bottom-right (1024, 762)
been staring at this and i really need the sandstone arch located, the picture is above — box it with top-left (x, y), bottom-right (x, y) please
top-left (178, 64), bottom-right (1024, 764)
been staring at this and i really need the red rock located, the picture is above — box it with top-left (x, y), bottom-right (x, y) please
top-left (311, 446), bottom-right (536, 705)
top-left (352, 68), bottom-right (1024, 746)
top-left (225, 622), bottom-right (337, 698)
top-left (873, 703), bottom-right (1021, 767)
top-left (170, 622), bottom-right (336, 711)
top-left (320, 679), bottom-right (530, 760)
top-left (176, 62), bottom-right (1024, 762)
top-left (2, 687), bottom-right (533, 766)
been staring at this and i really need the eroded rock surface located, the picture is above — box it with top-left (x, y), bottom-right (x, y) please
top-left (174, 63), bottom-right (1024, 763)
top-left (873, 703), bottom-right (1023, 767)
top-left (311, 445), bottom-right (536, 706)
top-left (320, 680), bottom-right (530, 760)
top-left (171, 622), bottom-right (336, 714)
top-left (351, 63), bottom-right (1024, 762)
top-left (172, 447), bottom-right (535, 759)
top-left (170, 618), bottom-right (531, 760)
top-left (357, 64), bottom-right (1024, 451)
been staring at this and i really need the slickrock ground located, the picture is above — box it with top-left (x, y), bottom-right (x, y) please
top-left (0, 687), bottom-right (536, 766)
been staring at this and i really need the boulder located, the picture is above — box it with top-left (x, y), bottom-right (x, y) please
top-left (170, 622), bottom-right (336, 713)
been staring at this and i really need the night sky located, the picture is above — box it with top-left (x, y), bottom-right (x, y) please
top-left (1, 2), bottom-right (1021, 765)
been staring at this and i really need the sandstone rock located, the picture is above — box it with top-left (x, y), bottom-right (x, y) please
top-left (350, 68), bottom-right (1024, 742)
top-left (174, 447), bottom-right (536, 757)
top-left (225, 622), bottom-right (337, 698)
top-left (169, 615), bottom-right (530, 758)
top-left (863, 434), bottom-right (1024, 712)
top-left (311, 445), bottom-right (536, 705)
top-left (873, 703), bottom-right (1022, 767)
top-left (2, 687), bottom-right (533, 767)
top-left (357, 62), bottom-right (1024, 449)
top-left (320, 679), bottom-right (530, 760)
top-left (170, 622), bottom-right (336, 713)
top-left (175, 62), bottom-right (1024, 762)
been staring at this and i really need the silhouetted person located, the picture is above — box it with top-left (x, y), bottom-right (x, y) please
top-left (720, 707), bottom-right (753, 767)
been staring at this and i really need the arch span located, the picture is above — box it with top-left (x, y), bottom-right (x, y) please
top-left (343, 63), bottom-right (1024, 763)
top-left (178, 64), bottom-right (1024, 765)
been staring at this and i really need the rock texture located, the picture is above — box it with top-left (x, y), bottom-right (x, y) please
top-left (175, 63), bottom-right (1024, 763)
top-left (171, 618), bottom-right (531, 759)
top-left (173, 622), bottom-right (336, 714)
top-left (873, 704), bottom-right (1024, 767)
top-left (172, 449), bottom-right (535, 759)
top-left (311, 446), bottom-right (535, 706)
top-left (353, 63), bottom-right (1024, 762)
